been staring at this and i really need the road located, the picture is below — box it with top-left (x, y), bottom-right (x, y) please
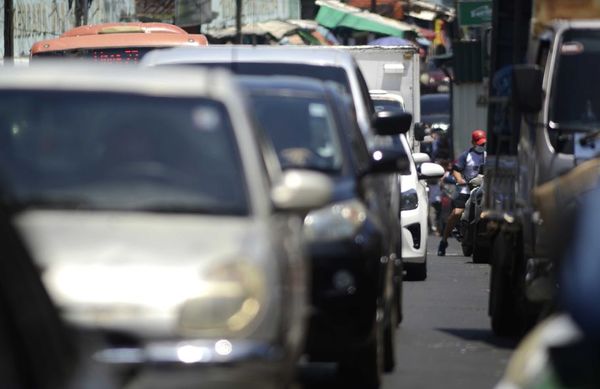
top-left (299, 237), bottom-right (517, 389)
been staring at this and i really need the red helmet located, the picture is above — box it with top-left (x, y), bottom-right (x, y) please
top-left (471, 129), bottom-right (487, 146)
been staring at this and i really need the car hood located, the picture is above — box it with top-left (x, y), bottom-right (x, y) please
top-left (14, 210), bottom-right (270, 338)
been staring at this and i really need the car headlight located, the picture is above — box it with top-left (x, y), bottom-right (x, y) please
top-left (304, 199), bottom-right (367, 242)
top-left (401, 189), bottom-right (419, 211)
top-left (178, 261), bottom-right (266, 338)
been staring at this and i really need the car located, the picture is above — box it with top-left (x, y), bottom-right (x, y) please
top-left (239, 75), bottom-right (410, 388)
top-left (371, 93), bottom-right (445, 281)
top-left (419, 93), bottom-right (452, 161)
top-left (141, 45), bottom-right (408, 304)
top-left (0, 63), bottom-right (333, 389)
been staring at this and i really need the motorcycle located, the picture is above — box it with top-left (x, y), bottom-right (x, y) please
top-left (459, 174), bottom-right (490, 263)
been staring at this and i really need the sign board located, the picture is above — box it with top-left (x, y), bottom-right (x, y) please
top-left (458, 1), bottom-right (492, 26)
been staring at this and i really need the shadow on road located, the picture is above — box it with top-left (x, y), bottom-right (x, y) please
top-left (436, 327), bottom-right (519, 350)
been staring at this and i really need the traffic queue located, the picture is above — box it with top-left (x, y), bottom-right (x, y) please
top-left (0, 22), bottom-right (448, 389)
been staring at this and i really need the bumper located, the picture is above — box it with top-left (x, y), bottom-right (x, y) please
top-left (304, 225), bottom-right (382, 359)
top-left (401, 206), bottom-right (428, 260)
top-left (94, 339), bottom-right (290, 389)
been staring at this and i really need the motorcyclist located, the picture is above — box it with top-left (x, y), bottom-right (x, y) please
top-left (437, 129), bottom-right (486, 256)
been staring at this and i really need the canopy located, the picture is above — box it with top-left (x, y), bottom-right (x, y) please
top-left (315, 0), bottom-right (416, 37)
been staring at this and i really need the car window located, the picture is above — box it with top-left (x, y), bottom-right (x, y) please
top-left (421, 95), bottom-right (450, 116)
top-left (0, 91), bottom-right (249, 215)
top-left (372, 98), bottom-right (405, 113)
top-left (192, 62), bottom-right (352, 93)
top-left (249, 92), bottom-right (344, 173)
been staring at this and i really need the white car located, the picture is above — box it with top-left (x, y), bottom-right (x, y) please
top-left (371, 92), bottom-right (444, 280)
top-left (2, 63), bottom-right (332, 389)
top-left (398, 135), bottom-right (444, 280)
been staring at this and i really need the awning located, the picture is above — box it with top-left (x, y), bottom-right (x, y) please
top-left (315, 0), bottom-right (416, 37)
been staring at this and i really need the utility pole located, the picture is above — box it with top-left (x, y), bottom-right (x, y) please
top-left (236, 0), bottom-right (242, 43)
top-left (4, 0), bottom-right (14, 62)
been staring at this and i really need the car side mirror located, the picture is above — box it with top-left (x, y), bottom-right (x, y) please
top-left (513, 65), bottom-right (543, 113)
top-left (418, 162), bottom-right (445, 180)
top-left (367, 148), bottom-right (410, 175)
top-left (372, 111), bottom-right (412, 136)
top-left (414, 122), bottom-right (427, 141)
top-left (412, 152), bottom-right (431, 165)
top-left (271, 169), bottom-right (333, 212)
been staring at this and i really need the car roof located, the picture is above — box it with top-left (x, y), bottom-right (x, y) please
top-left (0, 61), bottom-right (232, 98)
top-left (141, 45), bottom-right (357, 68)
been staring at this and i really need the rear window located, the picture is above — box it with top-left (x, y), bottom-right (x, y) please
top-left (421, 95), bottom-right (450, 116)
top-left (190, 62), bottom-right (352, 94)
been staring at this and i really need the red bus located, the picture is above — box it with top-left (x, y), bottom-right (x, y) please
top-left (31, 22), bottom-right (208, 64)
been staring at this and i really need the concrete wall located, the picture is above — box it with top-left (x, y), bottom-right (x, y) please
top-left (206, 0), bottom-right (300, 29)
top-left (1, 0), bottom-right (136, 57)
top-left (452, 82), bottom-right (488, 157)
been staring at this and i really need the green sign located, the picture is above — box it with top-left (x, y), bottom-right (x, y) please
top-left (458, 1), bottom-right (492, 26)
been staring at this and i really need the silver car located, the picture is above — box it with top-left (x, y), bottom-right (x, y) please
top-left (0, 63), bottom-right (332, 389)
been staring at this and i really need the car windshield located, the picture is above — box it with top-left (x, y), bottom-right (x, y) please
top-left (0, 91), bottom-right (248, 215)
top-left (32, 47), bottom-right (156, 64)
top-left (551, 29), bottom-right (600, 129)
top-left (421, 95), bottom-right (450, 116)
top-left (372, 98), bottom-right (404, 113)
top-left (191, 62), bottom-right (352, 94)
top-left (249, 92), bottom-right (343, 172)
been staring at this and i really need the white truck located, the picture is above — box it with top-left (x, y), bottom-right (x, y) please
top-left (339, 45), bottom-right (421, 150)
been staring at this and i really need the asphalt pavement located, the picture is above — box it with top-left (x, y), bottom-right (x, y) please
top-left (299, 236), bottom-right (518, 389)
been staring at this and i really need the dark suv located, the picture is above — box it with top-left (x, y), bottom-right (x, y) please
top-left (240, 76), bottom-right (410, 389)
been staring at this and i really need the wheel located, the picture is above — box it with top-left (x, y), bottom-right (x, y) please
top-left (461, 241), bottom-right (473, 257)
top-left (394, 257), bottom-right (404, 324)
top-left (472, 240), bottom-right (488, 263)
top-left (489, 233), bottom-right (519, 336)
top-left (338, 313), bottom-right (383, 389)
top-left (405, 260), bottom-right (427, 281)
top-left (472, 221), bottom-right (490, 263)
top-left (383, 300), bottom-right (396, 372)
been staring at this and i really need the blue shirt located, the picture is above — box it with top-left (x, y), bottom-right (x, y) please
top-left (454, 148), bottom-right (485, 182)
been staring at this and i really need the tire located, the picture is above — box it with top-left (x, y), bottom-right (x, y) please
top-left (489, 232), bottom-right (519, 336)
top-left (461, 242), bottom-right (473, 257)
top-left (472, 241), bottom-right (488, 263)
top-left (383, 300), bottom-right (396, 373)
top-left (395, 258), bottom-right (404, 324)
top-left (405, 261), bottom-right (427, 281)
top-left (338, 315), bottom-right (383, 389)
